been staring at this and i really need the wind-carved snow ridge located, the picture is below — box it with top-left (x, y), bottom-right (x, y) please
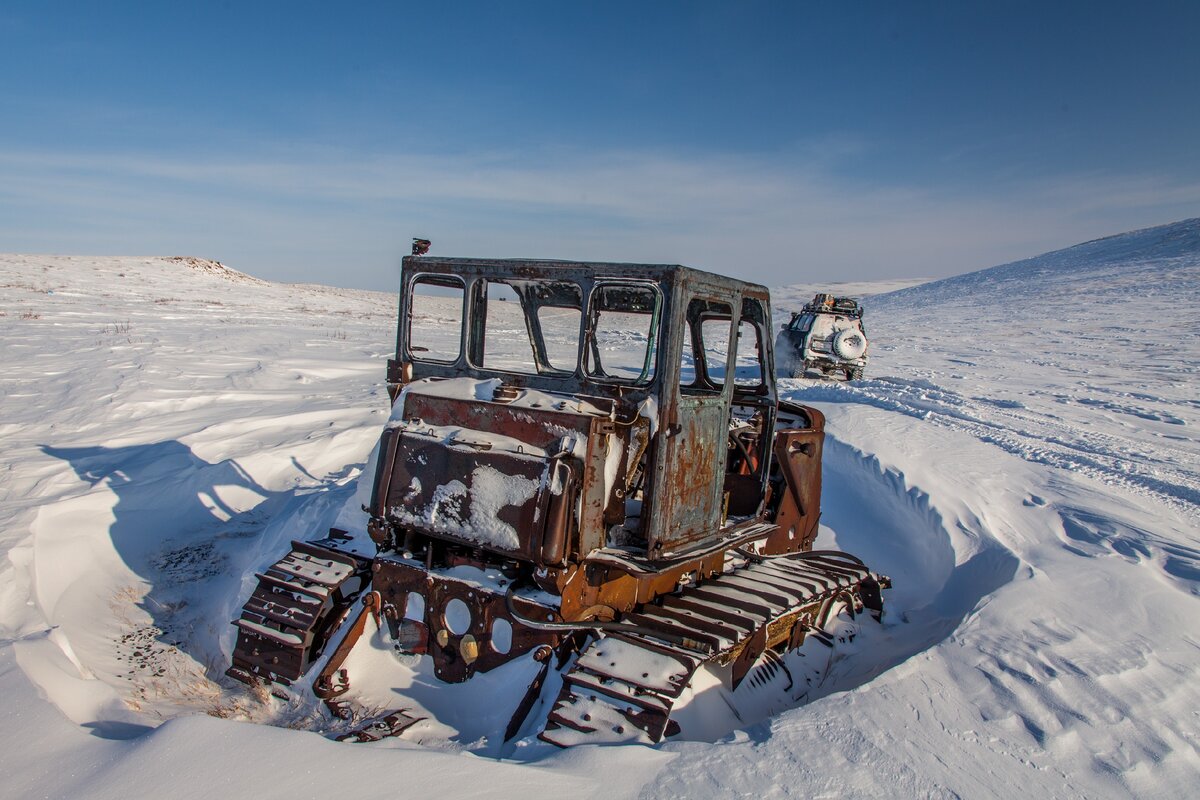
top-left (0, 253), bottom-right (395, 746)
top-left (816, 430), bottom-right (1022, 680)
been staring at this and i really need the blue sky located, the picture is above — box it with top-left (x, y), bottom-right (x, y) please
top-left (2, 1), bottom-right (1198, 289)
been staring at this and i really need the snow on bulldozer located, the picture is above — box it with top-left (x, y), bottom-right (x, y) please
top-left (227, 255), bottom-right (890, 746)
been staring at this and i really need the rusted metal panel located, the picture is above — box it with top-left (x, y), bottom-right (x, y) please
top-left (383, 392), bottom-right (616, 563)
top-left (763, 408), bottom-right (825, 554)
top-left (381, 432), bottom-right (560, 561)
top-left (401, 392), bottom-right (597, 451)
top-left (651, 394), bottom-right (730, 553)
top-left (370, 556), bottom-right (565, 683)
top-left (642, 283), bottom-right (743, 557)
top-left (554, 550), bottom-right (726, 620)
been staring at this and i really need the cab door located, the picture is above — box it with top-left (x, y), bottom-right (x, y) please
top-left (647, 295), bottom-right (738, 556)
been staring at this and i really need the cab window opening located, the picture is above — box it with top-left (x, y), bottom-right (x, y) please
top-left (733, 298), bottom-right (769, 391)
top-left (477, 278), bottom-right (583, 377)
top-left (407, 275), bottom-right (465, 363)
top-left (680, 298), bottom-right (734, 394)
top-left (584, 283), bottom-right (661, 385)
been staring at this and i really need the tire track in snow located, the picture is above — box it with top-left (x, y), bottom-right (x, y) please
top-left (788, 377), bottom-right (1200, 516)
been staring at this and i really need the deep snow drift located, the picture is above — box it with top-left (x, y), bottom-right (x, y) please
top-left (1, 221), bottom-right (1197, 798)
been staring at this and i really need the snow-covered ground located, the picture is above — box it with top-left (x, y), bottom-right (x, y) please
top-left (1, 220), bottom-right (1197, 797)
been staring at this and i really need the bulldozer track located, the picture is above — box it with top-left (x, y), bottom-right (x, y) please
top-left (539, 550), bottom-right (885, 746)
top-left (227, 537), bottom-right (371, 687)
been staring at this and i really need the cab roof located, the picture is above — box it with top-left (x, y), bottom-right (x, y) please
top-left (401, 256), bottom-right (770, 299)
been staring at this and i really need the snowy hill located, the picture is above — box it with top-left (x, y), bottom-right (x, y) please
top-left (874, 217), bottom-right (1200, 308)
top-left (1, 228), bottom-right (1198, 798)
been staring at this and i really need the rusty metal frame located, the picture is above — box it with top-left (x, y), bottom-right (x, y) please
top-left (370, 556), bottom-right (566, 683)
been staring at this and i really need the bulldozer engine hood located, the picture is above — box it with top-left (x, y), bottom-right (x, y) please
top-left (370, 377), bottom-right (639, 565)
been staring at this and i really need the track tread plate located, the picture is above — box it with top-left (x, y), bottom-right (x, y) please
top-left (574, 636), bottom-right (696, 694)
top-left (564, 671), bottom-right (673, 714)
top-left (271, 555), bottom-right (351, 588)
top-left (659, 595), bottom-right (768, 630)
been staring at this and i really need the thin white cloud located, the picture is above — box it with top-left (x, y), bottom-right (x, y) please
top-left (0, 146), bottom-right (1197, 288)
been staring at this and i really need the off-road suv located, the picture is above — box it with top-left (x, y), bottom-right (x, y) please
top-left (775, 293), bottom-right (868, 380)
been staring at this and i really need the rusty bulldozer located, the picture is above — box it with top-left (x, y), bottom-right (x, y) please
top-left (228, 256), bottom-right (889, 745)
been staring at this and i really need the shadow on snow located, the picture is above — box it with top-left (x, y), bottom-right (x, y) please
top-left (40, 440), bottom-right (355, 734)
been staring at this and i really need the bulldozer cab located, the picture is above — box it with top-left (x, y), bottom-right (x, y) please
top-left (383, 257), bottom-right (781, 563)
